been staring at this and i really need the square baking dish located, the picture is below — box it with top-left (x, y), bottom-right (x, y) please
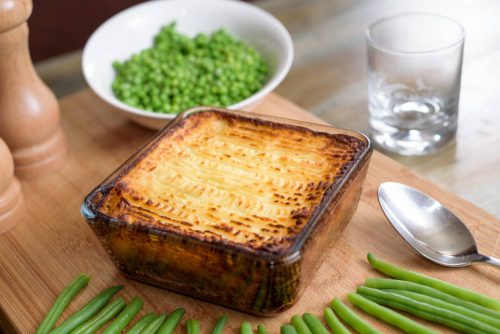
top-left (81, 107), bottom-right (372, 315)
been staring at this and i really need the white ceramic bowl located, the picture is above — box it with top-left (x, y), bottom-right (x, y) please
top-left (82, 0), bottom-right (293, 129)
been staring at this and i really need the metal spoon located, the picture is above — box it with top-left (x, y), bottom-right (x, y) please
top-left (377, 182), bottom-right (500, 268)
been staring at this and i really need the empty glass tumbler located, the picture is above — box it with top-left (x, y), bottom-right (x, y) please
top-left (367, 13), bottom-right (465, 155)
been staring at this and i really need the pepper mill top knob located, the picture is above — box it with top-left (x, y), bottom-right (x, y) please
top-left (0, 0), bottom-right (67, 179)
top-left (0, 0), bottom-right (32, 33)
top-left (0, 138), bottom-right (24, 234)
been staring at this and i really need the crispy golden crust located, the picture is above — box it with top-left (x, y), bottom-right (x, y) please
top-left (97, 110), bottom-right (365, 254)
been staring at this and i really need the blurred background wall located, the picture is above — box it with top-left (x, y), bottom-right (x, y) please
top-left (29, 0), bottom-right (256, 61)
top-left (29, 0), bottom-right (144, 61)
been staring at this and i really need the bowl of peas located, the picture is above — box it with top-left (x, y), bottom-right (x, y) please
top-left (82, 0), bottom-right (293, 129)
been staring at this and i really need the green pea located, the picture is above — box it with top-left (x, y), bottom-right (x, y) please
top-left (112, 21), bottom-right (268, 114)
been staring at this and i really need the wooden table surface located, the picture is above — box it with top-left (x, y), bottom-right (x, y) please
top-left (254, 0), bottom-right (500, 217)
top-left (0, 89), bottom-right (498, 334)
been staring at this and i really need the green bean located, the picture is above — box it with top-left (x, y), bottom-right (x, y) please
top-left (302, 313), bottom-right (329, 334)
top-left (365, 277), bottom-right (500, 319)
top-left (330, 298), bottom-right (381, 334)
top-left (367, 253), bottom-right (500, 311)
top-left (291, 315), bottom-right (312, 334)
top-left (70, 297), bottom-right (126, 334)
top-left (241, 321), bottom-right (253, 334)
top-left (211, 315), bottom-right (228, 334)
top-left (37, 274), bottom-right (91, 334)
top-left (348, 293), bottom-right (437, 334)
top-left (361, 294), bottom-right (487, 334)
top-left (126, 313), bottom-right (158, 334)
top-left (281, 325), bottom-right (298, 334)
top-left (257, 324), bottom-right (269, 334)
top-left (186, 319), bottom-right (201, 334)
top-left (324, 308), bottom-right (351, 334)
top-left (102, 297), bottom-right (143, 334)
top-left (386, 289), bottom-right (500, 328)
top-left (141, 314), bottom-right (168, 334)
top-left (158, 308), bottom-right (185, 334)
top-left (358, 287), bottom-right (499, 334)
top-left (49, 285), bottom-right (123, 334)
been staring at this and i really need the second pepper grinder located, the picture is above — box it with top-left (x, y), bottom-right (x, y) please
top-left (0, 138), bottom-right (24, 234)
top-left (0, 0), bottom-right (67, 179)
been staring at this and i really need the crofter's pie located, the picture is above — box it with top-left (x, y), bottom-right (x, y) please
top-left (83, 108), bottom-right (372, 315)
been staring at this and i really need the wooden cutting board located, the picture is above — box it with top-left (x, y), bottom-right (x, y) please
top-left (0, 89), bottom-right (498, 334)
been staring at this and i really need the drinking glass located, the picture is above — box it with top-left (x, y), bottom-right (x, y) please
top-left (367, 13), bottom-right (465, 155)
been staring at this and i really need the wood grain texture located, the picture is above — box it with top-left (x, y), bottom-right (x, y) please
top-left (0, 89), bottom-right (498, 333)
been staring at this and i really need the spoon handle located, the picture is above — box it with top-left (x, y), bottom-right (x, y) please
top-left (477, 254), bottom-right (500, 268)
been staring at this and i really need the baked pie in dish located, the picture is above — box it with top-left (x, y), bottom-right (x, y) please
top-left (82, 107), bottom-right (372, 315)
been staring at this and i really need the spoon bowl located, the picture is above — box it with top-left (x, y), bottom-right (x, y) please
top-left (378, 182), bottom-right (500, 268)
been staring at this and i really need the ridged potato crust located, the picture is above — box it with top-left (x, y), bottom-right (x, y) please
top-left (98, 111), bottom-right (365, 254)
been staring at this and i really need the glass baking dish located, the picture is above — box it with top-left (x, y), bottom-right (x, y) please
top-left (81, 107), bottom-right (372, 316)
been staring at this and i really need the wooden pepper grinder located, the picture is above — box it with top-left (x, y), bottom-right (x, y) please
top-left (0, 138), bottom-right (24, 234)
top-left (0, 0), bottom-right (67, 179)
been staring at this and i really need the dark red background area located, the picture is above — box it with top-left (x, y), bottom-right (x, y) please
top-left (28, 0), bottom-right (254, 62)
top-left (28, 0), bottom-right (145, 61)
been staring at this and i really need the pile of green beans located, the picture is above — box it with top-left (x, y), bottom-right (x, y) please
top-left (333, 253), bottom-right (499, 334)
top-left (37, 274), bottom-right (226, 334)
top-left (357, 289), bottom-right (498, 334)
top-left (313, 253), bottom-right (500, 334)
top-left (48, 285), bottom-right (124, 334)
top-left (112, 22), bottom-right (268, 114)
top-left (38, 252), bottom-right (500, 334)
top-left (37, 274), bottom-right (276, 334)
top-left (360, 253), bottom-right (500, 334)
top-left (364, 277), bottom-right (500, 319)
top-left (367, 253), bottom-right (500, 311)
top-left (36, 274), bottom-right (90, 334)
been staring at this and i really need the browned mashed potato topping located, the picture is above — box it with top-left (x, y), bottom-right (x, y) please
top-left (98, 111), bottom-right (365, 254)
